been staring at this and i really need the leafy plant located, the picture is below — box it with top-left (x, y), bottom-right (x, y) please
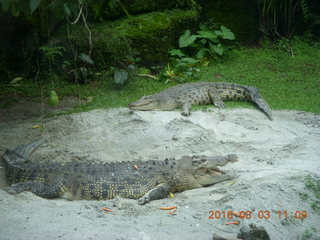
top-left (39, 45), bottom-right (65, 83)
top-left (111, 56), bottom-right (141, 86)
top-left (298, 175), bottom-right (320, 214)
top-left (161, 24), bottom-right (235, 83)
top-left (301, 227), bottom-right (317, 240)
top-left (178, 25), bottom-right (235, 57)
top-left (39, 45), bottom-right (65, 105)
top-left (0, 0), bottom-right (81, 19)
top-left (73, 53), bottom-right (95, 84)
top-left (161, 51), bottom-right (200, 83)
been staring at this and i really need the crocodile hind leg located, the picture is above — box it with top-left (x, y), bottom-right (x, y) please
top-left (137, 182), bottom-right (171, 205)
top-left (6, 178), bottom-right (68, 198)
top-left (208, 88), bottom-right (225, 108)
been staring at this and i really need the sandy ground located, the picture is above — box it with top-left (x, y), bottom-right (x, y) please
top-left (0, 107), bottom-right (319, 240)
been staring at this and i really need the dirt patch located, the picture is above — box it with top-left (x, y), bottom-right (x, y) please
top-left (0, 96), bottom-right (85, 123)
top-left (0, 108), bottom-right (319, 240)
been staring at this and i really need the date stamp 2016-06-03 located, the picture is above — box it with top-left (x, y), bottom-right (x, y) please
top-left (208, 210), bottom-right (308, 220)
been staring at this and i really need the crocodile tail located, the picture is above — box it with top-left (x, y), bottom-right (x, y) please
top-left (3, 138), bottom-right (46, 166)
top-left (247, 87), bottom-right (273, 120)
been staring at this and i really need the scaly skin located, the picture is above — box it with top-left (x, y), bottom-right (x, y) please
top-left (128, 81), bottom-right (273, 120)
top-left (2, 139), bottom-right (238, 204)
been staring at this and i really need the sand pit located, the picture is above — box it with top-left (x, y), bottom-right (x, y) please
top-left (0, 108), bottom-right (319, 240)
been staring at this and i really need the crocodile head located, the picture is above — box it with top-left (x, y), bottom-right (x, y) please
top-left (181, 154), bottom-right (238, 186)
top-left (128, 95), bottom-right (178, 111)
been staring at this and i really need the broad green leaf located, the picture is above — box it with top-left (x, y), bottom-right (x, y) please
top-left (179, 30), bottom-right (197, 48)
top-left (214, 30), bottom-right (223, 36)
top-left (79, 53), bottom-right (94, 65)
top-left (169, 49), bottom-right (185, 57)
top-left (199, 24), bottom-right (207, 31)
top-left (220, 26), bottom-right (235, 40)
top-left (210, 43), bottom-right (224, 55)
top-left (196, 48), bottom-right (209, 58)
top-left (185, 71), bottom-right (193, 76)
top-left (196, 30), bottom-right (217, 39)
top-left (30, 0), bottom-right (41, 14)
top-left (181, 57), bottom-right (199, 64)
top-left (208, 37), bottom-right (219, 43)
top-left (175, 62), bottom-right (187, 68)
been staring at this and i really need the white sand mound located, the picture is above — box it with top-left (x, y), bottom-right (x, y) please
top-left (0, 108), bottom-right (319, 240)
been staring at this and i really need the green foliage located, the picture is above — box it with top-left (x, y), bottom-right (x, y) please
top-left (197, 0), bottom-right (259, 44)
top-left (0, 0), bottom-right (80, 19)
top-left (113, 69), bottom-right (129, 85)
top-left (258, 0), bottom-right (320, 38)
top-left (69, 51), bottom-right (96, 84)
top-left (178, 25), bottom-right (235, 57)
top-left (1, 40), bottom-right (320, 116)
top-left (161, 24), bottom-right (235, 83)
top-left (305, 175), bottom-right (320, 211)
top-left (39, 38), bottom-right (97, 84)
top-left (161, 53), bottom-right (200, 84)
top-left (8, 77), bottom-right (23, 87)
top-left (68, 9), bottom-right (199, 72)
top-left (299, 192), bottom-right (308, 201)
top-left (179, 30), bottom-right (198, 48)
top-left (79, 53), bottom-right (94, 65)
top-left (112, 62), bottom-right (137, 86)
top-left (0, 0), bottom-right (41, 17)
top-left (88, 0), bottom-right (195, 20)
top-left (262, 36), bottom-right (320, 58)
top-left (39, 45), bottom-right (65, 84)
top-left (109, 0), bottom-right (131, 18)
top-left (39, 46), bottom-right (65, 61)
top-left (75, 67), bottom-right (95, 84)
top-left (300, 227), bottom-right (317, 240)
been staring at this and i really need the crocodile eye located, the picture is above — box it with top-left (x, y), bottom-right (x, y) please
top-left (192, 156), bottom-right (207, 166)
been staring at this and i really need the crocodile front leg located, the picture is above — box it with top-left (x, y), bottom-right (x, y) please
top-left (6, 178), bottom-right (68, 198)
top-left (208, 88), bottom-right (225, 108)
top-left (137, 182), bottom-right (171, 205)
top-left (181, 102), bottom-right (192, 116)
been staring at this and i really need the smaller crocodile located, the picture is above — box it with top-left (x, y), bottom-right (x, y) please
top-left (129, 81), bottom-right (273, 120)
top-left (3, 139), bottom-right (238, 204)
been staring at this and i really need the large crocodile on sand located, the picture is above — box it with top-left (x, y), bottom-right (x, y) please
top-left (129, 81), bottom-right (273, 120)
top-left (3, 139), bottom-right (237, 204)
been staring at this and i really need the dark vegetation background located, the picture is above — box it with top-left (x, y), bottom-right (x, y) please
top-left (0, 0), bottom-right (319, 115)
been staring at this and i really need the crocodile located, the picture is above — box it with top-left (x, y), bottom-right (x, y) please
top-left (129, 81), bottom-right (273, 120)
top-left (2, 139), bottom-right (238, 204)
